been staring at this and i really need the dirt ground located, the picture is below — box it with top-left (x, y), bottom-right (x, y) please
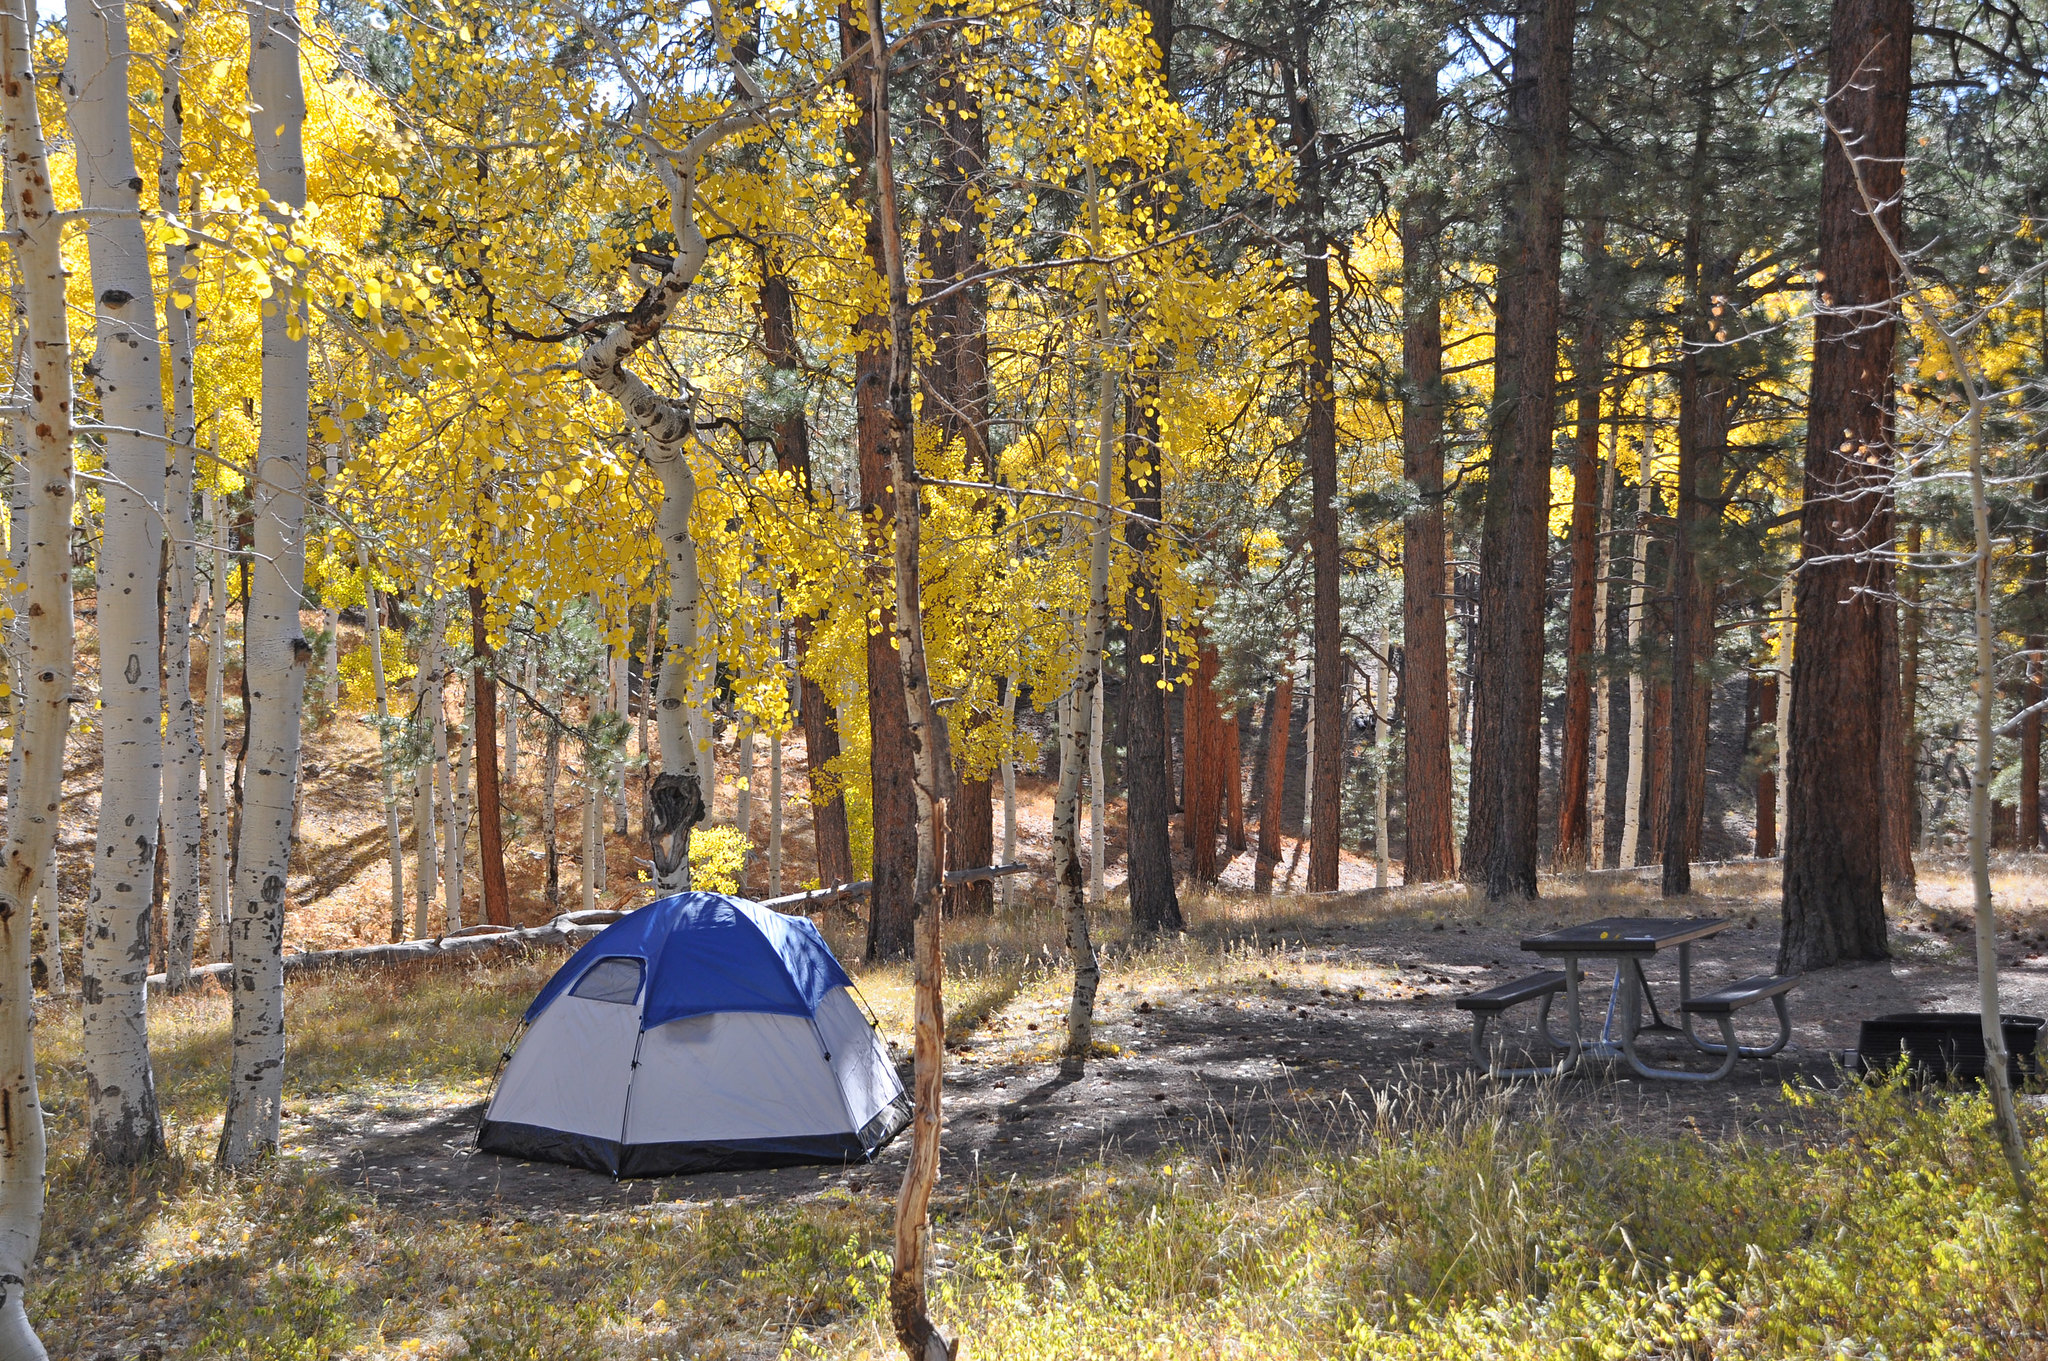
top-left (294, 862), bottom-right (2048, 1226)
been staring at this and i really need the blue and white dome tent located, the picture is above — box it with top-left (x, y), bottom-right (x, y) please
top-left (477, 893), bottom-right (910, 1177)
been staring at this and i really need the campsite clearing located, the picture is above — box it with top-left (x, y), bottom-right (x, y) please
top-left (33, 866), bottom-right (2048, 1358)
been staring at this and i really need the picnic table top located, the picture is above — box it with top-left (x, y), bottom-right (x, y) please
top-left (1519, 916), bottom-right (1730, 956)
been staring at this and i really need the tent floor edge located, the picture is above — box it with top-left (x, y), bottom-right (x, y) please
top-left (476, 1120), bottom-right (623, 1176)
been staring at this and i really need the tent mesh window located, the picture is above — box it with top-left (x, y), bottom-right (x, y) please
top-left (569, 957), bottom-right (645, 1005)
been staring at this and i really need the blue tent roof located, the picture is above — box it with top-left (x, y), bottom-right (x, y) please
top-left (526, 893), bottom-right (854, 1028)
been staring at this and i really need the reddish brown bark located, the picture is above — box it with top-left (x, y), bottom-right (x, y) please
top-left (1663, 254), bottom-right (1734, 896)
top-left (1755, 674), bottom-right (1779, 858)
top-left (1255, 676), bottom-right (1294, 894)
top-left (468, 582), bottom-right (510, 925)
top-left (842, 6), bottom-right (917, 959)
top-left (1184, 645), bottom-right (1226, 882)
top-left (1465, 0), bottom-right (1574, 899)
top-left (1781, 0), bottom-right (1909, 970)
top-left (1555, 221), bottom-right (1606, 871)
top-left (1399, 51), bottom-right (1456, 884)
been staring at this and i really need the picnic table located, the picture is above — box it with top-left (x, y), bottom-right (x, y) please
top-left (1457, 916), bottom-right (1798, 1082)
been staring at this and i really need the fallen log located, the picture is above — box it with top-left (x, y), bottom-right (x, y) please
top-left (145, 909), bottom-right (626, 995)
top-left (144, 867), bottom-right (1043, 994)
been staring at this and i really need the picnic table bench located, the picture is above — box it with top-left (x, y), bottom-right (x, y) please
top-left (1458, 917), bottom-right (1798, 1082)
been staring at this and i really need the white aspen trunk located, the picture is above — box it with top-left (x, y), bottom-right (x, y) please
top-left (433, 669), bottom-right (453, 925)
top-left (1588, 414), bottom-right (1618, 866)
top-left (359, 563), bottom-right (404, 941)
top-left (0, 3), bottom-right (66, 1338)
top-left (5, 356), bottom-right (61, 999)
top-left (581, 772), bottom-right (599, 913)
top-left (768, 723), bottom-right (784, 896)
top-left (1000, 672), bottom-right (1019, 914)
top-left (320, 448), bottom-right (339, 714)
top-left (1374, 640), bottom-right (1391, 890)
top-left (610, 649), bottom-right (629, 835)
top-left (646, 453), bottom-right (706, 891)
top-left (1776, 573), bottom-right (1792, 850)
top-left (206, 490), bottom-right (230, 958)
top-left (33, 848), bottom-right (58, 997)
top-left (504, 662), bottom-right (520, 783)
top-left (541, 715), bottom-right (561, 908)
top-left (1055, 161), bottom-right (1116, 1055)
top-left (157, 6), bottom-right (204, 993)
top-left (67, 0), bottom-right (167, 1165)
top-left (736, 722), bottom-right (755, 887)
top-left (217, 0), bottom-right (311, 1170)
top-left (411, 597), bottom-right (442, 938)
top-left (444, 671), bottom-right (471, 933)
top-left (636, 618), bottom-right (652, 761)
top-left (1088, 675), bottom-right (1105, 908)
top-left (1619, 470), bottom-right (1654, 868)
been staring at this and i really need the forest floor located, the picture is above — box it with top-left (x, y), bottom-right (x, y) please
top-left (22, 627), bottom-right (2048, 1357)
top-left (32, 858), bottom-right (2048, 1357)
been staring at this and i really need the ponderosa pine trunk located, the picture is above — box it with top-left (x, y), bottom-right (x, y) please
top-left (1122, 385), bottom-right (1182, 932)
top-left (842, 5), bottom-right (918, 960)
top-left (0, 2), bottom-right (70, 1341)
top-left (756, 266), bottom-right (854, 887)
top-left (1122, 0), bottom-right (1183, 935)
top-left (1781, 0), bottom-right (1910, 972)
top-left (1465, 0), bottom-right (1574, 900)
top-left (1755, 673), bottom-right (1779, 857)
top-left (68, 0), bottom-right (167, 1165)
top-left (1399, 52), bottom-right (1455, 883)
top-left (217, 0), bottom-right (310, 1169)
top-left (1663, 251), bottom-right (1734, 897)
top-left (158, 6), bottom-right (204, 993)
top-left (1184, 644), bottom-right (1225, 882)
top-left (1588, 405), bottom-right (1620, 865)
top-left (1296, 95), bottom-right (1343, 894)
top-left (1555, 220), bottom-right (1605, 871)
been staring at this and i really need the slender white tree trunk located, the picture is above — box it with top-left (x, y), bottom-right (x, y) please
top-left (1619, 470), bottom-right (1653, 868)
top-left (736, 722), bottom-right (755, 886)
top-left (1088, 675), bottom-right (1105, 907)
top-left (768, 723), bottom-right (783, 896)
top-left (444, 671), bottom-right (470, 933)
top-left (541, 713), bottom-right (562, 908)
top-left (581, 769), bottom-right (599, 912)
top-left (320, 448), bottom-right (340, 714)
top-left (1056, 162), bottom-right (1116, 1054)
top-left (206, 490), bottom-right (230, 957)
top-left (156, 5), bottom-right (204, 994)
top-left (1000, 672), bottom-right (1018, 914)
top-left (432, 649), bottom-right (453, 922)
top-left (412, 596), bottom-right (442, 938)
top-left (644, 452), bottom-right (706, 892)
top-left (359, 562), bottom-right (404, 941)
top-left (0, 4), bottom-right (70, 1339)
top-left (610, 648), bottom-right (629, 834)
top-left (217, 0), bottom-right (310, 1169)
top-left (68, 0), bottom-right (168, 1165)
top-left (1588, 415), bottom-right (1618, 866)
top-left (6, 386), bottom-right (61, 998)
